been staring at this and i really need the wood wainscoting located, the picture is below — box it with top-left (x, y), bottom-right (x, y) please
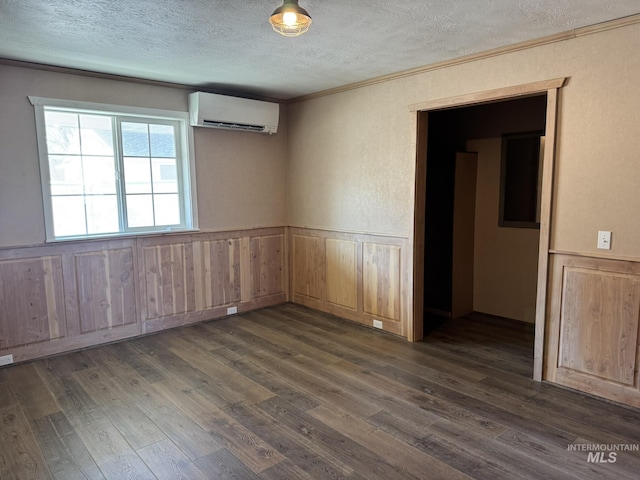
top-left (0, 227), bottom-right (286, 364)
top-left (289, 227), bottom-right (409, 337)
top-left (545, 252), bottom-right (640, 408)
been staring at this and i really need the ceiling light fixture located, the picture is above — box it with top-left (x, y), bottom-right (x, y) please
top-left (269, 0), bottom-right (312, 37)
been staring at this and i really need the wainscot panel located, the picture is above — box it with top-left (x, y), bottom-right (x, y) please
top-left (289, 227), bottom-right (409, 337)
top-left (545, 253), bottom-right (640, 408)
top-left (0, 239), bottom-right (140, 363)
top-left (0, 228), bottom-right (286, 364)
top-left (138, 228), bottom-right (287, 333)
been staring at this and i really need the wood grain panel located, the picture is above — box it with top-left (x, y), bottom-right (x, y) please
top-left (293, 235), bottom-right (325, 300)
top-left (545, 253), bottom-right (640, 408)
top-left (326, 239), bottom-right (357, 310)
top-left (363, 243), bottom-right (401, 321)
top-left (143, 243), bottom-right (195, 319)
top-left (193, 239), bottom-right (241, 309)
top-left (74, 248), bottom-right (137, 333)
top-left (251, 235), bottom-right (284, 298)
top-left (558, 267), bottom-right (640, 386)
top-left (0, 256), bottom-right (66, 349)
top-left (0, 228), bottom-right (286, 363)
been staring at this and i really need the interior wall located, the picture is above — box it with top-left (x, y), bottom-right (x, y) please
top-left (0, 64), bottom-right (288, 248)
top-left (286, 22), bottom-right (640, 259)
top-left (468, 138), bottom-right (539, 323)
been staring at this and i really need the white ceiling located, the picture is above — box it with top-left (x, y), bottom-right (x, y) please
top-left (1, 1), bottom-right (639, 100)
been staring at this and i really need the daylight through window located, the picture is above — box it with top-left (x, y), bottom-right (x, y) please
top-left (31, 98), bottom-right (196, 240)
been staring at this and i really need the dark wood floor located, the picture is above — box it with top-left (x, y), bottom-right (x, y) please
top-left (1, 304), bottom-right (640, 479)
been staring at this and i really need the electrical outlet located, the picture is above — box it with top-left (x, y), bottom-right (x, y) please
top-left (597, 231), bottom-right (612, 250)
top-left (0, 354), bottom-right (14, 366)
top-left (227, 306), bottom-right (238, 315)
top-left (373, 319), bottom-right (383, 329)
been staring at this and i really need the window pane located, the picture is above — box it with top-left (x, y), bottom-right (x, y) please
top-left (49, 155), bottom-right (83, 195)
top-left (124, 157), bottom-right (152, 194)
top-left (52, 196), bottom-right (86, 237)
top-left (45, 111), bottom-right (80, 155)
top-left (79, 115), bottom-right (114, 156)
top-left (154, 194), bottom-right (180, 225)
top-left (83, 156), bottom-right (117, 194)
top-left (122, 122), bottom-right (149, 156)
top-left (152, 158), bottom-right (178, 193)
top-left (126, 194), bottom-right (154, 227)
top-left (39, 105), bottom-right (190, 240)
top-left (150, 124), bottom-right (176, 157)
top-left (85, 195), bottom-right (119, 234)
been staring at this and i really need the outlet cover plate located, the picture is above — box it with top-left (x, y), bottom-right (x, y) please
top-left (597, 230), bottom-right (612, 250)
top-left (0, 354), bottom-right (14, 366)
top-left (227, 306), bottom-right (238, 315)
top-left (373, 319), bottom-right (383, 329)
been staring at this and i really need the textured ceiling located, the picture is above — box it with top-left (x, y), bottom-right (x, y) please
top-left (0, 0), bottom-right (639, 99)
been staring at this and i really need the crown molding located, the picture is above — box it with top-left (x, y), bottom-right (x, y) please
top-left (288, 13), bottom-right (640, 104)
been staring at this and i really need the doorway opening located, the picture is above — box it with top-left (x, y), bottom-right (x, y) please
top-left (410, 78), bottom-right (566, 380)
top-left (423, 96), bottom-right (546, 332)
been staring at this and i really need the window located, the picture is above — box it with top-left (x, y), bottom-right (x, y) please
top-left (30, 97), bottom-right (197, 241)
top-left (499, 131), bottom-right (544, 229)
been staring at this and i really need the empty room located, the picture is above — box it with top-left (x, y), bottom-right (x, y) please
top-left (1, 1), bottom-right (640, 479)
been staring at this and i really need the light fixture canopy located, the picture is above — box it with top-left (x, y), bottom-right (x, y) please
top-left (269, 0), bottom-right (312, 37)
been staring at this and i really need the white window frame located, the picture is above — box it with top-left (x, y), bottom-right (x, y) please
top-left (29, 96), bottom-right (199, 242)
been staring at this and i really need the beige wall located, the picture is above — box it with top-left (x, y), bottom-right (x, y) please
top-left (468, 138), bottom-right (539, 323)
top-left (287, 22), bottom-right (640, 258)
top-left (287, 79), bottom-right (416, 236)
top-left (0, 64), bottom-right (288, 248)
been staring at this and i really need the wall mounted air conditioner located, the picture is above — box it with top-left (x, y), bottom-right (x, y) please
top-left (188, 92), bottom-right (279, 134)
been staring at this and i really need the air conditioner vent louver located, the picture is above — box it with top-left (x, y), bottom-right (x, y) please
top-left (189, 92), bottom-right (279, 134)
top-left (202, 120), bottom-right (265, 132)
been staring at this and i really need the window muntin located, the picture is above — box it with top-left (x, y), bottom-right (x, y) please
top-left (31, 98), bottom-right (197, 241)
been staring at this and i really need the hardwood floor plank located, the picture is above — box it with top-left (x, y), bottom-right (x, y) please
top-left (373, 362), bottom-right (577, 446)
top-left (161, 334), bottom-right (276, 405)
top-left (429, 419), bottom-right (579, 480)
top-left (47, 412), bottom-right (106, 479)
top-left (41, 375), bottom-right (104, 428)
top-left (366, 408), bottom-right (439, 446)
top-left (496, 428), bottom-right (637, 480)
top-left (193, 448), bottom-right (263, 480)
top-left (211, 346), bottom-right (321, 412)
top-left (130, 332), bottom-right (257, 408)
top-left (30, 414), bottom-right (104, 480)
top-left (290, 354), bottom-right (506, 438)
top-left (35, 352), bottom-right (97, 383)
top-left (481, 375), bottom-right (640, 442)
top-left (0, 404), bottom-right (53, 480)
top-left (5, 363), bottom-right (59, 419)
top-left (224, 403), bottom-right (362, 480)
top-left (235, 312), bottom-right (348, 366)
top-left (108, 341), bottom-right (167, 384)
top-left (75, 418), bottom-right (155, 480)
top-left (73, 367), bottom-right (166, 450)
top-left (137, 438), bottom-right (209, 480)
top-left (271, 306), bottom-right (487, 382)
top-left (257, 395), bottom-right (423, 480)
top-left (258, 459), bottom-right (318, 480)
top-left (309, 404), bottom-right (471, 480)
top-left (152, 376), bottom-right (284, 473)
top-left (241, 348), bottom-right (382, 418)
top-left (206, 319), bottom-right (297, 360)
top-left (414, 432), bottom-right (512, 480)
top-left (2, 303), bottom-right (640, 480)
top-left (100, 368), bottom-right (221, 461)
